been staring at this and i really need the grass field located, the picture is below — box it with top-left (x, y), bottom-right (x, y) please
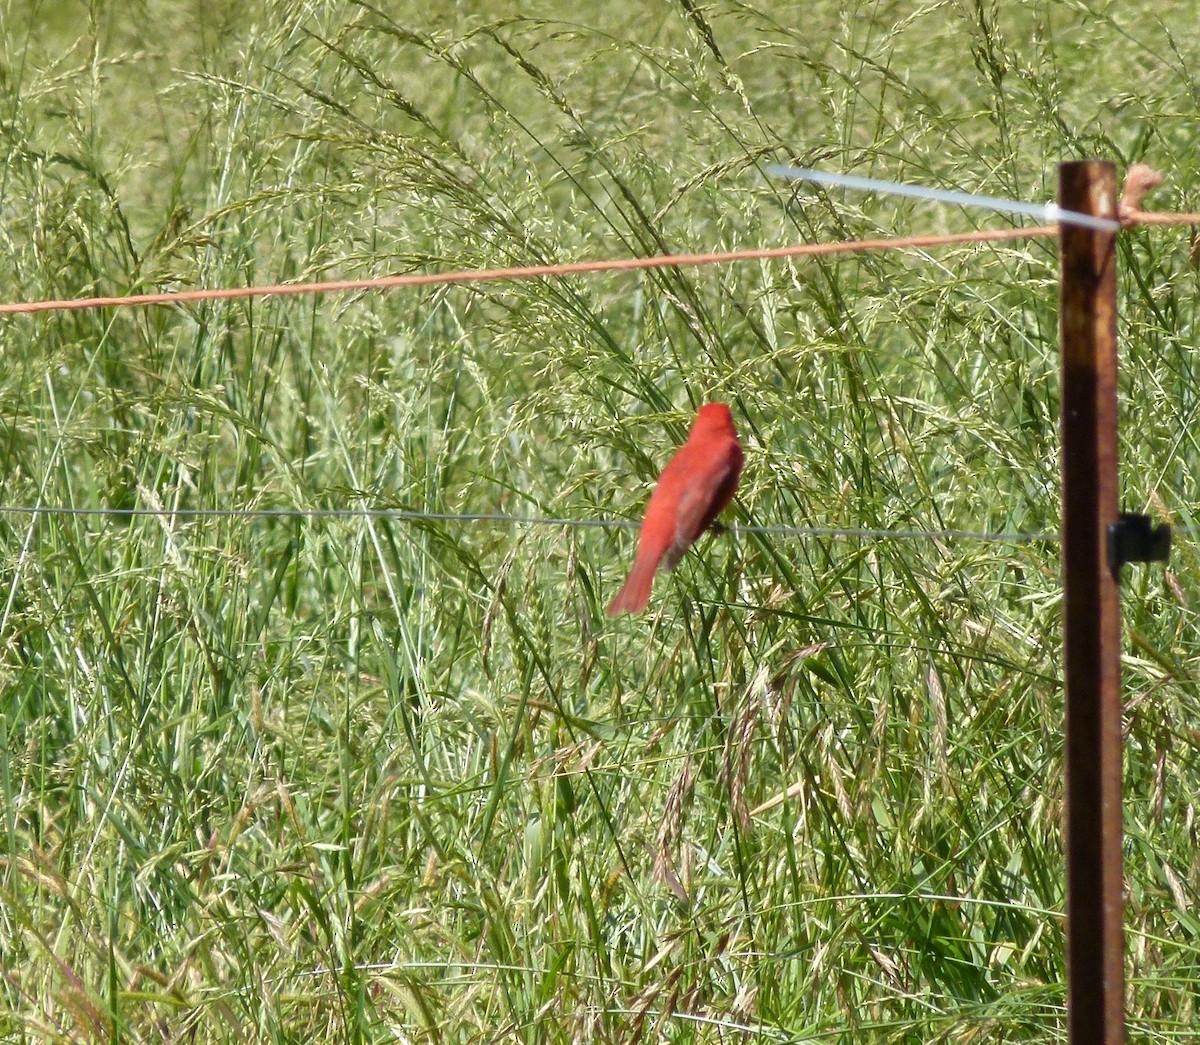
top-left (2, 1), bottom-right (1200, 1041)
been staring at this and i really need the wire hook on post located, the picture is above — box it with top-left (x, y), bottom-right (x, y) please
top-left (1108, 512), bottom-right (1171, 581)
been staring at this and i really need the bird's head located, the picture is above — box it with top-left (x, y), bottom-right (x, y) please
top-left (693, 402), bottom-right (735, 433)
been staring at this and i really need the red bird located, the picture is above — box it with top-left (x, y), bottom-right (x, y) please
top-left (607, 402), bottom-right (744, 616)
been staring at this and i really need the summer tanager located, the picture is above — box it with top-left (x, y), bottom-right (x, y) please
top-left (607, 402), bottom-right (744, 616)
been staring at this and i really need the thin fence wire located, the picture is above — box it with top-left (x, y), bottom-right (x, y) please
top-left (0, 226), bottom-right (1055, 316)
top-left (766, 164), bottom-right (1123, 231)
top-left (0, 502), bottom-right (1058, 544)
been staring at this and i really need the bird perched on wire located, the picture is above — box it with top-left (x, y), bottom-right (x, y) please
top-left (607, 402), bottom-right (744, 615)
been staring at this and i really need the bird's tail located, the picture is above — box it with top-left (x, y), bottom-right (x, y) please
top-left (607, 553), bottom-right (658, 615)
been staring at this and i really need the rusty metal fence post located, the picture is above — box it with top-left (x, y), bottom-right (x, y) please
top-left (1059, 159), bottom-right (1125, 1044)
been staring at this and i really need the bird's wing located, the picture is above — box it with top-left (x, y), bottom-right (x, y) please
top-left (663, 456), bottom-right (740, 570)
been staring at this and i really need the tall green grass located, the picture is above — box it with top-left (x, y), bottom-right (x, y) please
top-left (2, 1), bottom-right (1199, 1040)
